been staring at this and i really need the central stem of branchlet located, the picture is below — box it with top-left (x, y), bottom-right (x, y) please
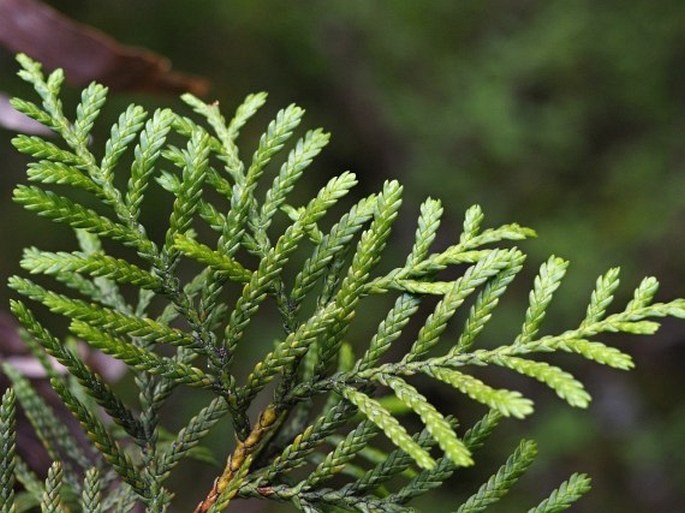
top-left (193, 405), bottom-right (279, 513)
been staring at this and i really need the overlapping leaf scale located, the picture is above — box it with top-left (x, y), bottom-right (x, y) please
top-left (182, 91), bottom-right (267, 178)
top-left (487, 356), bottom-right (590, 408)
top-left (262, 402), bottom-right (358, 483)
top-left (181, 94), bottom-right (232, 158)
top-left (76, 230), bottom-right (131, 314)
top-left (320, 433), bottom-right (387, 477)
top-left (242, 299), bottom-right (341, 404)
top-left (11, 135), bottom-right (81, 165)
top-left (53, 270), bottom-right (107, 306)
top-left (0, 389), bottom-right (16, 513)
top-left (10, 96), bottom-right (56, 130)
top-left (459, 205), bottom-right (486, 245)
top-left (390, 410), bottom-right (502, 504)
top-left (15, 56), bottom-right (68, 135)
top-left (316, 180), bottom-right (403, 372)
top-left (303, 419), bottom-right (378, 488)
top-left (239, 177), bottom-right (370, 399)
top-left (9, 277), bottom-right (196, 349)
top-left (379, 374), bottom-right (472, 467)
top-left (40, 462), bottom-right (63, 513)
top-left (515, 256), bottom-right (568, 345)
top-left (357, 293), bottom-right (422, 371)
top-left (125, 108), bottom-right (175, 219)
top-left (547, 305), bottom-right (677, 343)
top-left (81, 468), bottom-right (102, 513)
top-left (461, 410), bottom-right (503, 451)
top-left (173, 235), bottom-right (252, 283)
top-left (290, 194), bottom-right (376, 311)
top-left (626, 276), bottom-right (659, 311)
top-left (352, 197), bottom-right (446, 369)
top-left (526, 473), bottom-right (592, 513)
top-left (463, 223), bottom-right (537, 250)
top-left (157, 397), bottom-right (229, 479)
top-left (248, 104), bottom-right (304, 185)
top-left (11, 299), bottom-right (144, 442)
top-left (580, 267), bottom-right (621, 327)
top-left (425, 367), bottom-right (533, 419)
top-left (343, 422), bottom-right (437, 496)
top-left (340, 387), bottom-right (435, 470)
top-left (50, 378), bottom-right (147, 498)
top-left (69, 321), bottom-right (213, 389)
top-left (172, 114), bottom-right (222, 155)
top-left (258, 128), bottom-right (331, 237)
top-left (198, 199), bottom-right (228, 232)
top-left (621, 299), bottom-right (685, 322)
top-left (405, 197), bottom-right (443, 268)
top-left (203, 166), bottom-right (234, 202)
top-left (26, 160), bottom-right (101, 197)
top-left (73, 82), bottom-right (108, 148)
top-left (228, 92), bottom-right (269, 142)
top-left (207, 455), bottom-right (252, 513)
top-left (12, 186), bottom-right (154, 256)
top-left (219, 103), bottom-right (304, 256)
top-left (100, 104), bottom-right (148, 183)
top-left (164, 129), bottom-right (210, 252)
top-left (1, 363), bottom-right (90, 473)
top-left (451, 260), bottom-right (524, 354)
top-left (455, 440), bottom-right (537, 513)
top-left (9, 53), bottom-right (685, 513)
top-left (405, 248), bottom-right (524, 362)
top-left (224, 172), bottom-right (358, 360)
top-left (542, 339), bottom-right (633, 370)
top-left (409, 216), bottom-right (534, 277)
top-left (21, 248), bottom-right (163, 291)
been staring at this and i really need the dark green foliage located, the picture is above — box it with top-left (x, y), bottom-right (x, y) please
top-left (1, 389), bottom-right (16, 513)
top-left (1, 54), bottom-right (684, 513)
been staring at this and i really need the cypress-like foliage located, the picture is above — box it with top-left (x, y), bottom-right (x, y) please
top-left (1, 54), bottom-right (684, 512)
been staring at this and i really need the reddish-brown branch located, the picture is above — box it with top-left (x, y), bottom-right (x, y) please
top-left (192, 405), bottom-right (279, 513)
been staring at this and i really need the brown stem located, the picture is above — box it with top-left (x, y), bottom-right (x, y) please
top-left (192, 405), bottom-right (279, 513)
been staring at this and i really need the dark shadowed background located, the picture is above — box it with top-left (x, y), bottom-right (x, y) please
top-left (1, 2), bottom-right (685, 511)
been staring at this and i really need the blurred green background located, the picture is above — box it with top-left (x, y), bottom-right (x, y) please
top-left (2, 1), bottom-right (685, 511)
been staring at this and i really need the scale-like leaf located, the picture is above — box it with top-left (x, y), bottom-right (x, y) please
top-left (489, 356), bottom-right (590, 408)
top-left (426, 367), bottom-right (534, 419)
top-left (456, 440), bottom-right (537, 513)
top-left (527, 473), bottom-right (592, 513)
top-left (11, 299), bottom-right (144, 441)
top-left (581, 267), bottom-right (620, 327)
top-left (40, 462), bottom-right (63, 513)
top-left (0, 389), bottom-right (16, 513)
top-left (81, 468), bottom-right (102, 513)
top-left (380, 375), bottom-right (473, 467)
top-left (50, 379), bottom-right (146, 497)
top-left (515, 256), bottom-right (568, 345)
top-left (340, 386), bottom-right (435, 470)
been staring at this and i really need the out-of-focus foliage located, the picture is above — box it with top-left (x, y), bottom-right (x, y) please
top-left (1, 1), bottom-right (684, 511)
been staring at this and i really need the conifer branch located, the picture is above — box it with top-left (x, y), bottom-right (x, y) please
top-left (2, 54), bottom-right (683, 513)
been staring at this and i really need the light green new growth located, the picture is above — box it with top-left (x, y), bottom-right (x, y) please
top-left (1, 54), bottom-right (684, 513)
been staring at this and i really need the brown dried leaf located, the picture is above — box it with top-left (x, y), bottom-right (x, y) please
top-left (0, 0), bottom-right (210, 95)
